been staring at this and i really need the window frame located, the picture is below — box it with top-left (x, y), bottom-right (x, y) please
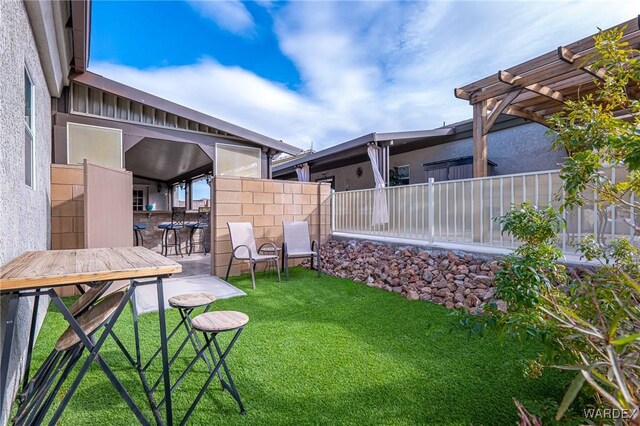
top-left (132, 185), bottom-right (148, 211)
top-left (171, 183), bottom-right (187, 208)
top-left (24, 67), bottom-right (35, 189)
top-left (396, 164), bottom-right (410, 185)
top-left (190, 175), bottom-right (211, 210)
top-left (214, 143), bottom-right (262, 178)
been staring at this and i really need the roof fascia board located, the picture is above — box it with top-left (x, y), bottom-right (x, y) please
top-left (56, 112), bottom-right (238, 149)
top-left (24, 1), bottom-right (69, 96)
top-left (71, 71), bottom-right (301, 154)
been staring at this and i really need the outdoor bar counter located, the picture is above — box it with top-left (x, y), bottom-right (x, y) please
top-left (133, 211), bottom-right (204, 253)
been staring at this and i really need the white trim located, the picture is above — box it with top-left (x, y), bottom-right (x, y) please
top-left (24, 66), bottom-right (36, 190)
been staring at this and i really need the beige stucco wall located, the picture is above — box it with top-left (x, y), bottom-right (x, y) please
top-left (0, 1), bottom-right (53, 422)
top-left (212, 177), bottom-right (331, 277)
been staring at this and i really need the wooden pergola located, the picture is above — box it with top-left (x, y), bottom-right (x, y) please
top-left (454, 16), bottom-right (640, 177)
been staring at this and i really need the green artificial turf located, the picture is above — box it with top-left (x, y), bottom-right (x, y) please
top-left (25, 267), bottom-right (571, 425)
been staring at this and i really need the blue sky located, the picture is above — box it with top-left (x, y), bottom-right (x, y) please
top-left (90, 1), bottom-right (638, 151)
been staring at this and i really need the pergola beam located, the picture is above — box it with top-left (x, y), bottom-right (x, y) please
top-left (498, 70), bottom-right (564, 102)
top-left (473, 101), bottom-right (488, 177)
top-left (558, 46), bottom-right (606, 80)
top-left (503, 105), bottom-right (549, 127)
top-left (483, 89), bottom-right (523, 134)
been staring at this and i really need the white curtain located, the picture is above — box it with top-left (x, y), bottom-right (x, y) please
top-left (367, 145), bottom-right (389, 226)
top-left (295, 163), bottom-right (310, 182)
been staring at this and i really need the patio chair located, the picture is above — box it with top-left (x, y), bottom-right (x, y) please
top-left (282, 221), bottom-right (321, 280)
top-left (225, 222), bottom-right (280, 289)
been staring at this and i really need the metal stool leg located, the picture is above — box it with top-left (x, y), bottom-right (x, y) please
top-left (178, 328), bottom-right (245, 425)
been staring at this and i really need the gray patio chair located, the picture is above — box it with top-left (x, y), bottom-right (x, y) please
top-left (282, 221), bottom-right (321, 280)
top-left (225, 222), bottom-right (281, 289)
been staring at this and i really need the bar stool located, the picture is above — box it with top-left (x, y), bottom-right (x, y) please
top-left (14, 291), bottom-right (126, 425)
top-left (187, 207), bottom-right (210, 255)
top-left (158, 207), bottom-right (186, 257)
top-left (141, 293), bottom-right (217, 396)
top-left (176, 311), bottom-right (248, 423)
top-left (133, 224), bottom-right (147, 246)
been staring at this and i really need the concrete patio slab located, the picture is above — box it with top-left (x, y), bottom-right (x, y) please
top-left (133, 274), bottom-right (246, 314)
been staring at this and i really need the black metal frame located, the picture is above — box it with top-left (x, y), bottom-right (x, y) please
top-left (173, 325), bottom-right (246, 425)
top-left (134, 227), bottom-right (145, 246)
top-left (160, 207), bottom-right (186, 257)
top-left (1, 275), bottom-right (174, 425)
top-left (187, 207), bottom-right (210, 256)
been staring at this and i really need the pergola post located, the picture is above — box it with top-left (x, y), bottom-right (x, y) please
top-left (472, 101), bottom-right (488, 178)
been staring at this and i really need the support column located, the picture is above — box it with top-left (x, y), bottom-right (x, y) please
top-left (472, 101), bottom-right (488, 177)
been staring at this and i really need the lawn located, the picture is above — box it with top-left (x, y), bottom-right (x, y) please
top-left (27, 267), bottom-right (571, 425)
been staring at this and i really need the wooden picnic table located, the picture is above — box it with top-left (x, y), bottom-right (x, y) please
top-left (0, 246), bottom-right (182, 425)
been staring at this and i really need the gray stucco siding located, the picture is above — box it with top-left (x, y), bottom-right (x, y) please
top-left (0, 1), bottom-right (53, 423)
top-left (308, 122), bottom-right (566, 191)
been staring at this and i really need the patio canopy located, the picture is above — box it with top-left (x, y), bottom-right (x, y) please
top-left (454, 16), bottom-right (640, 177)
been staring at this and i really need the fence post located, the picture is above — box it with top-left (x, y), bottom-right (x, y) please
top-left (428, 178), bottom-right (435, 244)
top-left (330, 189), bottom-right (335, 234)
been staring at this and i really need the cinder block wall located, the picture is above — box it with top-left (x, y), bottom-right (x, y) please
top-left (50, 164), bottom-right (85, 297)
top-left (212, 177), bottom-right (331, 276)
top-left (51, 164), bottom-right (85, 250)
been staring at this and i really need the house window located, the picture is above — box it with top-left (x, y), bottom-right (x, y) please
top-left (24, 68), bottom-right (34, 188)
top-left (172, 183), bottom-right (186, 207)
top-left (215, 143), bottom-right (261, 178)
top-left (396, 165), bottom-right (410, 185)
top-left (132, 186), bottom-right (148, 211)
top-left (191, 176), bottom-right (210, 209)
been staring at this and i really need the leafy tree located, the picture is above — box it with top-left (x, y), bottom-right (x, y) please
top-left (464, 27), bottom-right (640, 423)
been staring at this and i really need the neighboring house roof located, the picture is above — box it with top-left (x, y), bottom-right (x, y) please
top-left (71, 71), bottom-right (302, 156)
top-left (272, 149), bottom-right (315, 166)
top-left (272, 115), bottom-right (529, 178)
top-left (273, 128), bottom-right (455, 174)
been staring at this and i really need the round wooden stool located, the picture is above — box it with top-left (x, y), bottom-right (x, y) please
top-left (142, 293), bottom-right (217, 397)
top-left (177, 311), bottom-right (248, 423)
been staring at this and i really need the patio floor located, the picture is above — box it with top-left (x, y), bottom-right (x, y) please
top-left (133, 253), bottom-right (246, 314)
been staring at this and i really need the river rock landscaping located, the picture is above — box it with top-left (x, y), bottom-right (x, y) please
top-left (318, 239), bottom-right (505, 310)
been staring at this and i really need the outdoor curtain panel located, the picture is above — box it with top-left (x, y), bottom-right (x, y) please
top-left (296, 163), bottom-right (310, 182)
top-left (367, 145), bottom-right (390, 226)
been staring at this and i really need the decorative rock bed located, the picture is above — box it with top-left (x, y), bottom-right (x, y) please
top-left (316, 239), bottom-right (501, 310)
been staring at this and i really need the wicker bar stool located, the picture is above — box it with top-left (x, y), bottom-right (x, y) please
top-left (14, 291), bottom-right (127, 425)
top-left (174, 311), bottom-right (248, 424)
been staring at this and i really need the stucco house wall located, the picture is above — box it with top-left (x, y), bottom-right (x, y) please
top-left (0, 1), bottom-right (53, 423)
top-left (308, 122), bottom-right (565, 191)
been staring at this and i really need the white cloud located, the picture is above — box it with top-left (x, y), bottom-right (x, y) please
top-left (91, 1), bottom-right (640, 151)
top-left (188, 0), bottom-right (254, 35)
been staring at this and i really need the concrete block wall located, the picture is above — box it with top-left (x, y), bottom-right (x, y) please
top-left (50, 164), bottom-right (85, 297)
top-left (51, 164), bottom-right (85, 250)
top-left (212, 176), bottom-right (331, 277)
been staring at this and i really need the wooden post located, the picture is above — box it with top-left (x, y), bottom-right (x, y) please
top-left (472, 101), bottom-right (488, 177)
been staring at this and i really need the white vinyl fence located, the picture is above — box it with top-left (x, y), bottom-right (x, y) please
top-left (332, 168), bottom-right (637, 253)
